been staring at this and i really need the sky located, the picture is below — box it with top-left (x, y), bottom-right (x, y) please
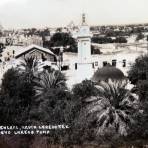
top-left (0, 0), bottom-right (148, 29)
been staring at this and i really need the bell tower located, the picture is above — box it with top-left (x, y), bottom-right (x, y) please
top-left (77, 14), bottom-right (91, 62)
top-left (67, 14), bottom-right (95, 86)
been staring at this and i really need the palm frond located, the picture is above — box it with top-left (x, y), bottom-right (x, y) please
top-left (85, 80), bottom-right (140, 136)
top-left (34, 70), bottom-right (67, 97)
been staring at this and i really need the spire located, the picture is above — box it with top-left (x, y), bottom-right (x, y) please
top-left (82, 13), bottom-right (86, 25)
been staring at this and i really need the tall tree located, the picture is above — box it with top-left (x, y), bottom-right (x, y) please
top-left (18, 56), bottom-right (39, 83)
top-left (34, 70), bottom-right (67, 97)
top-left (30, 69), bottom-right (68, 122)
top-left (0, 68), bottom-right (35, 125)
top-left (128, 54), bottom-right (148, 85)
top-left (50, 32), bottom-right (77, 53)
top-left (66, 80), bottom-right (98, 144)
top-left (128, 54), bottom-right (148, 140)
top-left (84, 80), bottom-right (140, 137)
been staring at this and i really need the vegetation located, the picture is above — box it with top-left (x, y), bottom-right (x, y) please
top-left (0, 43), bottom-right (4, 53)
top-left (136, 32), bottom-right (144, 41)
top-left (91, 45), bottom-right (102, 54)
top-left (85, 80), bottom-right (140, 137)
top-left (128, 54), bottom-right (148, 141)
top-left (47, 32), bottom-right (77, 53)
top-left (1, 54), bottom-right (148, 147)
top-left (18, 56), bottom-right (39, 83)
top-left (128, 54), bottom-right (148, 104)
top-left (67, 80), bottom-right (141, 145)
top-left (128, 55), bottom-right (148, 85)
top-left (0, 68), bottom-right (35, 125)
top-left (34, 70), bottom-right (67, 97)
top-left (0, 56), bottom-right (69, 125)
top-left (91, 36), bottom-right (127, 44)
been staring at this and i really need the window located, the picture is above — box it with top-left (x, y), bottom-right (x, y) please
top-left (123, 59), bottom-right (126, 67)
top-left (112, 59), bottom-right (117, 67)
top-left (75, 63), bottom-right (77, 70)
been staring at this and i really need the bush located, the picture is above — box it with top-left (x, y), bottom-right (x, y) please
top-left (0, 68), bottom-right (35, 125)
top-left (128, 54), bottom-right (148, 85)
top-left (114, 36), bottom-right (127, 43)
top-left (136, 33), bottom-right (144, 41)
top-left (91, 37), bottom-right (114, 44)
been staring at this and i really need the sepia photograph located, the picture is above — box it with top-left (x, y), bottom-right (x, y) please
top-left (0, 0), bottom-right (148, 147)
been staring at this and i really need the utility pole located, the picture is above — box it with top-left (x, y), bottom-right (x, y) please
top-left (51, 46), bottom-right (70, 71)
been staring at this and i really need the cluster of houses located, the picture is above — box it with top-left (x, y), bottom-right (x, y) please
top-left (0, 35), bottom-right (43, 47)
top-left (0, 15), bottom-right (147, 88)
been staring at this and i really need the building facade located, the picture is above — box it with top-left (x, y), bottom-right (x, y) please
top-left (15, 44), bottom-right (56, 62)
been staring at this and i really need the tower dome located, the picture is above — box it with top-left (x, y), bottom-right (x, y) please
top-left (92, 65), bottom-right (125, 82)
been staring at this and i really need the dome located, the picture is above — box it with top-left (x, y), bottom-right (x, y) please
top-left (92, 65), bottom-right (125, 82)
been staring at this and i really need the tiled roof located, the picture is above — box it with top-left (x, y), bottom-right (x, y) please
top-left (15, 44), bottom-right (55, 58)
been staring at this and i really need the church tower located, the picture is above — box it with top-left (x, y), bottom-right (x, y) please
top-left (77, 14), bottom-right (92, 62)
top-left (67, 14), bottom-right (95, 86)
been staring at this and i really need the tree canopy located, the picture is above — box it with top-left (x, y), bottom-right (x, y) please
top-left (49, 32), bottom-right (77, 53)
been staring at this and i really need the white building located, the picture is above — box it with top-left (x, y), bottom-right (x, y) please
top-left (65, 14), bottom-right (96, 86)
top-left (73, 14), bottom-right (94, 76)
top-left (77, 14), bottom-right (92, 62)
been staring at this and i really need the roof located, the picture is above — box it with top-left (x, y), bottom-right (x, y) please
top-left (92, 65), bottom-right (125, 82)
top-left (15, 44), bottom-right (55, 58)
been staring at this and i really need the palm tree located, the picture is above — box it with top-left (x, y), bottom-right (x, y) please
top-left (85, 80), bottom-right (140, 136)
top-left (18, 56), bottom-right (39, 83)
top-left (34, 70), bottom-right (67, 97)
